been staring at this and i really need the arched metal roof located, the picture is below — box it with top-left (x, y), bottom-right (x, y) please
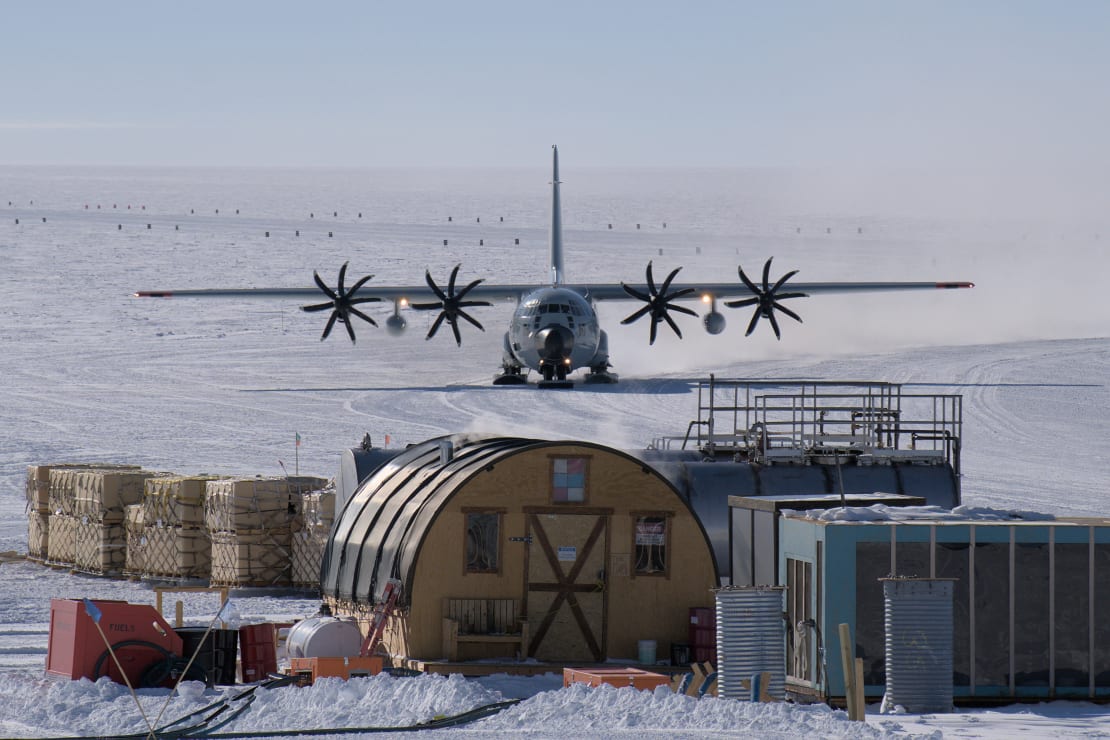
top-left (320, 434), bottom-right (714, 606)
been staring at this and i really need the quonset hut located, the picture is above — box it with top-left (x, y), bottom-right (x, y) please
top-left (321, 435), bottom-right (719, 664)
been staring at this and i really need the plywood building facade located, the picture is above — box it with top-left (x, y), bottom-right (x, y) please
top-left (322, 436), bottom-right (719, 664)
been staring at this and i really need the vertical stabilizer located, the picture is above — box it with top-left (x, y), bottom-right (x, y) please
top-left (549, 145), bottom-right (565, 286)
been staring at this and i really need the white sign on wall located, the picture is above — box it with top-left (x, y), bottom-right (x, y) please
top-left (557, 546), bottom-right (577, 561)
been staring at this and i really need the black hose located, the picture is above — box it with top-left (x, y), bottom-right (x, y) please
top-left (91, 639), bottom-right (175, 685)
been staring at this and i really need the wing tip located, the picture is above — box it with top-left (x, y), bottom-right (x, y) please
top-left (935, 282), bottom-right (974, 289)
top-left (134, 291), bottom-right (173, 298)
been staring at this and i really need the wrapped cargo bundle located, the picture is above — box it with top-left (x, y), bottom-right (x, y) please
top-left (75, 518), bottom-right (126, 574)
top-left (73, 469), bottom-right (155, 524)
top-left (205, 478), bottom-right (298, 533)
top-left (124, 504), bottom-right (146, 574)
top-left (26, 465), bottom-right (54, 514)
top-left (143, 477), bottom-right (211, 528)
top-left (301, 488), bottom-right (337, 528)
top-left (27, 511), bottom-right (50, 559)
top-left (47, 514), bottom-right (77, 564)
top-left (210, 529), bottom-right (291, 587)
top-left (45, 464), bottom-right (143, 517)
top-left (291, 525), bottom-right (330, 587)
top-left (145, 525), bottom-right (211, 579)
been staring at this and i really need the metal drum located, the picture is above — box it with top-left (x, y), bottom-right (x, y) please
top-left (714, 586), bottom-right (786, 700)
top-left (881, 578), bottom-right (954, 713)
top-left (286, 616), bottom-right (363, 659)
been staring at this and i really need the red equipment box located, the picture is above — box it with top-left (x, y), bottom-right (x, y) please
top-left (288, 656), bottom-right (383, 684)
top-left (46, 599), bottom-right (183, 687)
top-left (563, 667), bottom-right (671, 691)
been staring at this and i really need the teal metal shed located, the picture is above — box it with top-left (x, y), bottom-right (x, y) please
top-left (775, 509), bottom-right (1110, 703)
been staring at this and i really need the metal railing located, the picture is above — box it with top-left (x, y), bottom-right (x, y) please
top-left (653, 375), bottom-right (961, 473)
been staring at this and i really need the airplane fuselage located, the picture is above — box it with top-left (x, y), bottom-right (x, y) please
top-left (503, 287), bottom-right (605, 380)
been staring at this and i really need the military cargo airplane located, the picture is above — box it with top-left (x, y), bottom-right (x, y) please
top-left (136, 146), bottom-right (973, 388)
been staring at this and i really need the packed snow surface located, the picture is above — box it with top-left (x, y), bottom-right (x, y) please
top-left (2, 165), bottom-right (1109, 738)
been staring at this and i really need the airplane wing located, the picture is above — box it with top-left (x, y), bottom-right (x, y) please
top-left (576, 280), bottom-right (974, 301)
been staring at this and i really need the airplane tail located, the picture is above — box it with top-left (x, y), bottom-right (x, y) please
top-left (549, 145), bottom-right (565, 286)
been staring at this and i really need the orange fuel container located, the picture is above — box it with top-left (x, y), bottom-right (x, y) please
top-left (563, 667), bottom-right (671, 691)
top-left (288, 655), bottom-right (383, 684)
top-left (46, 599), bottom-right (183, 686)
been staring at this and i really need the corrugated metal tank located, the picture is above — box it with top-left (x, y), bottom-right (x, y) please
top-left (714, 586), bottom-right (786, 700)
top-left (881, 578), bottom-right (954, 713)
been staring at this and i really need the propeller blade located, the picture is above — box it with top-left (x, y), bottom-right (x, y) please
top-left (737, 265), bottom-right (759, 294)
top-left (455, 278), bottom-right (485, 300)
top-left (768, 310), bottom-right (782, 340)
top-left (302, 302), bottom-right (334, 313)
top-left (313, 271), bottom-right (338, 301)
top-left (321, 312), bottom-right (339, 341)
top-left (344, 315), bottom-right (357, 342)
top-left (424, 270), bottom-right (447, 302)
top-left (348, 273), bottom-right (375, 295)
top-left (724, 296), bottom-right (759, 309)
top-left (621, 283), bottom-right (651, 302)
top-left (337, 261), bottom-right (349, 294)
top-left (649, 318), bottom-right (659, 345)
top-left (667, 303), bottom-right (699, 318)
top-left (646, 261), bottom-right (658, 295)
top-left (659, 266), bottom-right (682, 295)
top-left (426, 312), bottom-right (446, 340)
top-left (761, 258), bottom-right (773, 291)
top-left (348, 307), bottom-right (378, 326)
top-left (621, 303), bottom-right (654, 325)
top-left (770, 269), bottom-right (799, 294)
top-left (450, 318), bottom-right (462, 346)
top-left (662, 311), bottom-right (683, 339)
top-left (457, 310), bottom-right (485, 332)
top-left (773, 302), bottom-right (804, 324)
top-left (745, 309), bottom-right (762, 337)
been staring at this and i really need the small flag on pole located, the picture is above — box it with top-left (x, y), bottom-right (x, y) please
top-left (82, 598), bottom-right (102, 624)
top-left (295, 432), bottom-right (302, 447)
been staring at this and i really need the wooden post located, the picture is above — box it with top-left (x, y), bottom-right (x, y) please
top-left (175, 600), bottom-right (184, 628)
top-left (838, 623), bottom-right (862, 721)
top-left (853, 657), bottom-right (867, 720)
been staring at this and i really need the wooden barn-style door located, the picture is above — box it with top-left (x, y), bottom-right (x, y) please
top-left (523, 508), bottom-right (611, 662)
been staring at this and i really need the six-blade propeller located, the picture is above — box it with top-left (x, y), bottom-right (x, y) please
top-left (301, 262), bottom-right (380, 342)
top-left (620, 261), bottom-right (698, 344)
top-left (410, 264), bottom-right (492, 346)
top-left (724, 257), bottom-right (807, 339)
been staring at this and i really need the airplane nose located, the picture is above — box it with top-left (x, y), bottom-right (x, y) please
top-left (535, 325), bottom-right (574, 360)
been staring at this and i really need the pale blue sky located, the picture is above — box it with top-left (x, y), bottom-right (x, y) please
top-left (1, 1), bottom-right (1107, 167)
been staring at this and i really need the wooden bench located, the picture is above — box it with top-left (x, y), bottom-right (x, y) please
top-left (442, 598), bottom-right (529, 661)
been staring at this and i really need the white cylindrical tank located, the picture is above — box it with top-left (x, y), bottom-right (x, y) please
top-left (286, 616), bottom-right (363, 659)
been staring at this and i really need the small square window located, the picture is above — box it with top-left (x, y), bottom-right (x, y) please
top-left (551, 457), bottom-right (587, 503)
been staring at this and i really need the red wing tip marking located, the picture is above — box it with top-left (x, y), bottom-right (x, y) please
top-left (134, 291), bottom-right (172, 297)
top-left (935, 282), bottom-right (974, 289)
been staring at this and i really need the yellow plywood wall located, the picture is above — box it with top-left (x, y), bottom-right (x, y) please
top-left (402, 443), bottom-right (717, 661)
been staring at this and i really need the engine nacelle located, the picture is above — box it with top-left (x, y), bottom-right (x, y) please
top-left (702, 310), bottom-right (726, 335)
top-left (385, 313), bottom-right (407, 336)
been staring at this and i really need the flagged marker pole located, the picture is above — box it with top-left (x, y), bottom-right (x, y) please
top-left (82, 599), bottom-right (156, 737)
top-left (295, 432), bottom-right (301, 477)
